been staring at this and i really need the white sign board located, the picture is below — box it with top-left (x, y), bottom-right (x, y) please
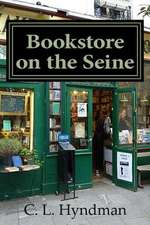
top-left (117, 152), bottom-right (132, 182)
top-left (74, 122), bottom-right (85, 138)
top-left (77, 103), bottom-right (87, 117)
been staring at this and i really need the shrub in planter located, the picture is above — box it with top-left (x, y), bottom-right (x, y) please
top-left (19, 147), bottom-right (33, 164)
top-left (0, 138), bottom-right (23, 166)
top-left (19, 148), bottom-right (42, 166)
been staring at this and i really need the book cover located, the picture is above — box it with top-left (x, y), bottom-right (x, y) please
top-left (3, 120), bottom-right (11, 131)
top-left (0, 1), bottom-right (150, 225)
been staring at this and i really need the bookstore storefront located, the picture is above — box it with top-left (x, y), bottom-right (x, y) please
top-left (0, 34), bottom-right (150, 199)
top-left (0, 65), bottom-right (47, 199)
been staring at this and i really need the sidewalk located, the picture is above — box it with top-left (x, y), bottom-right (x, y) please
top-left (1, 177), bottom-right (150, 225)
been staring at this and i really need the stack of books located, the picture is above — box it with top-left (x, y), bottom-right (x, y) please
top-left (5, 167), bottom-right (19, 172)
top-left (19, 165), bottom-right (40, 171)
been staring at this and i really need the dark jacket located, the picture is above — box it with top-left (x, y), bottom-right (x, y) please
top-left (93, 117), bottom-right (105, 150)
top-left (119, 118), bottom-right (129, 131)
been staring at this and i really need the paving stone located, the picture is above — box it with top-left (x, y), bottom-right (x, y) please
top-left (0, 212), bottom-right (19, 225)
top-left (123, 217), bottom-right (150, 225)
top-left (1, 178), bottom-right (150, 225)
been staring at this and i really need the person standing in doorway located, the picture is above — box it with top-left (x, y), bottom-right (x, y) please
top-left (93, 110), bottom-right (106, 176)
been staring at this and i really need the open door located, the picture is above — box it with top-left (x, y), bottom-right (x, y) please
top-left (113, 87), bottom-right (137, 191)
top-left (66, 87), bottom-right (93, 152)
top-left (65, 87), bottom-right (93, 187)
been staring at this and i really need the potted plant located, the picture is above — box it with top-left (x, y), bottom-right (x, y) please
top-left (0, 138), bottom-right (23, 166)
top-left (19, 147), bottom-right (33, 165)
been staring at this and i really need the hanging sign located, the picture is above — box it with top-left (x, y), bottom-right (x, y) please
top-left (117, 152), bottom-right (132, 182)
top-left (7, 20), bottom-right (143, 81)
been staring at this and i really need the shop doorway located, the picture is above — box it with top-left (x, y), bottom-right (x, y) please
top-left (65, 85), bottom-right (137, 191)
top-left (92, 89), bottom-right (113, 179)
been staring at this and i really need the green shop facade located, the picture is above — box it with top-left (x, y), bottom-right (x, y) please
top-left (0, 55), bottom-right (150, 200)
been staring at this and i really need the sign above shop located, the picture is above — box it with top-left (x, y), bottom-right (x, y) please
top-left (7, 21), bottom-right (143, 81)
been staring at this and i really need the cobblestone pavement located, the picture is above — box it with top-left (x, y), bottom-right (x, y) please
top-left (1, 178), bottom-right (150, 225)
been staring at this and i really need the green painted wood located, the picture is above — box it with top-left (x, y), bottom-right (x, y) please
top-left (0, 169), bottom-right (41, 200)
top-left (138, 156), bottom-right (150, 166)
top-left (65, 82), bottom-right (116, 88)
top-left (75, 152), bottom-right (92, 188)
top-left (0, 81), bottom-right (47, 200)
top-left (43, 155), bottom-right (58, 194)
top-left (43, 152), bottom-right (92, 194)
top-left (113, 87), bottom-right (137, 191)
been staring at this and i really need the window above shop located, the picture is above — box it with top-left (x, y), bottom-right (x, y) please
top-left (94, 0), bottom-right (131, 19)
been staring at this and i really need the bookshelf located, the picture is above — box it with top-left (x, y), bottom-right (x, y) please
top-left (49, 82), bottom-right (61, 152)
top-left (138, 104), bottom-right (150, 129)
top-left (0, 90), bottom-right (33, 150)
top-left (93, 90), bottom-right (112, 131)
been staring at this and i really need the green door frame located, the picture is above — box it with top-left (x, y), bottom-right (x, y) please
top-left (62, 82), bottom-right (137, 191)
top-left (112, 87), bottom-right (137, 191)
top-left (66, 86), bottom-right (93, 152)
top-left (62, 82), bottom-right (115, 188)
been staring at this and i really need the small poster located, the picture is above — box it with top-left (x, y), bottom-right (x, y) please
top-left (117, 152), bottom-right (132, 182)
top-left (74, 122), bottom-right (85, 138)
top-left (77, 103), bottom-right (87, 117)
top-left (3, 120), bottom-right (11, 131)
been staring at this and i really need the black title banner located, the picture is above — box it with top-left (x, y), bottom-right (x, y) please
top-left (7, 20), bottom-right (143, 81)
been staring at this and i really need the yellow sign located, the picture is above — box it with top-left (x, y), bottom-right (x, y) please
top-left (144, 32), bottom-right (150, 61)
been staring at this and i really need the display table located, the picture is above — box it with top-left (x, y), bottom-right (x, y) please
top-left (137, 165), bottom-right (150, 188)
top-left (1, 165), bottom-right (40, 173)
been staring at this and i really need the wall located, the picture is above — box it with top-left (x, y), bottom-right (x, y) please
top-left (9, 0), bottom-right (95, 16)
top-left (132, 0), bottom-right (150, 31)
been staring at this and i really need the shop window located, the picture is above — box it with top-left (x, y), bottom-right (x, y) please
top-left (109, 9), bottom-right (123, 20)
top-left (49, 82), bottom-right (61, 152)
top-left (0, 45), bottom-right (6, 59)
top-left (0, 88), bottom-right (34, 150)
top-left (70, 90), bottom-right (88, 149)
top-left (119, 93), bottom-right (133, 145)
top-left (137, 62), bottom-right (150, 144)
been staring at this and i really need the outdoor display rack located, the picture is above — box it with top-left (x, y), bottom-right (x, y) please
top-left (56, 134), bottom-right (78, 201)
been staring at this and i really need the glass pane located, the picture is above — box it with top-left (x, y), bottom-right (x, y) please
top-left (119, 93), bottom-right (133, 145)
top-left (137, 76), bottom-right (150, 144)
top-left (0, 45), bottom-right (6, 59)
top-left (70, 90), bottom-right (88, 149)
top-left (49, 82), bottom-right (61, 152)
top-left (0, 88), bottom-right (33, 150)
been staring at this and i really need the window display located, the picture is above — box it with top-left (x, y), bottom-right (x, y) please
top-left (0, 88), bottom-right (33, 150)
top-left (70, 90), bottom-right (88, 149)
top-left (137, 62), bottom-right (150, 144)
top-left (119, 93), bottom-right (132, 145)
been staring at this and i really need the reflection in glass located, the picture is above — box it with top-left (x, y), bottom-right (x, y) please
top-left (0, 45), bottom-right (6, 59)
top-left (119, 93), bottom-right (132, 145)
top-left (70, 90), bottom-right (88, 149)
top-left (137, 78), bottom-right (150, 143)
